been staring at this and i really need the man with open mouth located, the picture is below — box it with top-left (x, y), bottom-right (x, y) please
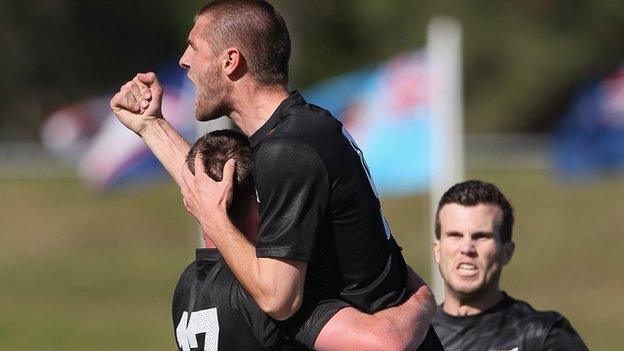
top-left (431, 180), bottom-right (587, 351)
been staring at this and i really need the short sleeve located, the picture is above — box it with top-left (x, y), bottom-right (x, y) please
top-left (230, 283), bottom-right (297, 350)
top-left (278, 297), bottom-right (350, 348)
top-left (253, 137), bottom-right (329, 262)
top-left (542, 315), bottom-right (588, 351)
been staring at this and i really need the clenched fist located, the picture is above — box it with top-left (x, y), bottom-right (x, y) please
top-left (110, 72), bottom-right (164, 135)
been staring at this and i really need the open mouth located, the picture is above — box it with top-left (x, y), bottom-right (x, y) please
top-left (457, 263), bottom-right (477, 275)
top-left (187, 73), bottom-right (196, 85)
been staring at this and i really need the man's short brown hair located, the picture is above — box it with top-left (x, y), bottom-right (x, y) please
top-left (196, 0), bottom-right (291, 86)
top-left (435, 180), bottom-right (515, 243)
top-left (186, 129), bottom-right (254, 214)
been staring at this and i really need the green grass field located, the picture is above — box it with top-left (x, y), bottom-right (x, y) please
top-left (1, 170), bottom-right (622, 350)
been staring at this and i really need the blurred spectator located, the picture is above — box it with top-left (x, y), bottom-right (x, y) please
top-left (555, 65), bottom-right (624, 179)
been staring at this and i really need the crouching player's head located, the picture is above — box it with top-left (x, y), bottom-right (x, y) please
top-left (186, 129), bottom-right (258, 240)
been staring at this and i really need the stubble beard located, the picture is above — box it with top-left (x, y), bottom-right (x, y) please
top-left (194, 67), bottom-right (232, 121)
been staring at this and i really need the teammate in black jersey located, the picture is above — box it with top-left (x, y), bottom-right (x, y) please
top-left (431, 180), bottom-right (587, 350)
top-left (110, 0), bottom-right (437, 348)
top-left (173, 130), bottom-right (439, 350)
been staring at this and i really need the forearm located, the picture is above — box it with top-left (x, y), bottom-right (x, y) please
top-left (374, 284), bottom-right (436, 350)
top-left (139, 119), bottom-right (191, 188)
top-left (315, 307), bottom-right (399, 351)
top-left (200, 213), bottom-right (305, 320)
top-left (315, 283), bottom-right (435, 351)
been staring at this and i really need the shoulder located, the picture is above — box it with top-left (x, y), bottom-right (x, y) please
top-left (270, 98), bottom-right (344, 143)
top-left (282, 104), bottom-right (343, 141)
top-left (173, 261), bottom-right (197, 288)
top-left (254, 136), bottom-right (328, 176)
top-left (506, 295), bottom-right (586, 347)
top-left (284, 97), bottom-right (339, 124)
top-left (172, 261), bottom-right (196, 304)
top-left (256, 135), bottom-right (318, 157)
top-left (507, 296), bottom-right (567, 326)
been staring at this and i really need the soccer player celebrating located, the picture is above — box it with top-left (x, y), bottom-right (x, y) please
top-left (110, 0), bottom-right (439, 348)
top-left (431, 180), bottom-right (587, 350)
top-left (173, 130), bottom-right (437, 351)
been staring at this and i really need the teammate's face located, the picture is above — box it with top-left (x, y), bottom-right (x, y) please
top-left (179, 16), bottom-right (232, 121)
top-left (433, 203), bottom-right (514, 302)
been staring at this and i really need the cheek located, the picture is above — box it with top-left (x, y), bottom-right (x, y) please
top-left (480, 247), bottom-right (503, 273)
top-left (439, 245), bottom-right (457, 267)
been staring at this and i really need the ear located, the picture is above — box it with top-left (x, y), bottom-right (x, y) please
top-left (222, 47), bottom-right (242, 76)
top-left (433, 238), bottom-right (441, 264)
top-left (502, 240), bottom-right (515, 265)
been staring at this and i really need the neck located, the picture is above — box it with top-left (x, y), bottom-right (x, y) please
top-left (228, 81), bottom-right (290, 136)
top-left (442, 286), bottom-right (504, 317)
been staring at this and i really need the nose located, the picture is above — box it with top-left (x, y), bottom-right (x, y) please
top-left (459, 239), bottom-right (477, 256)
top-left (179, 47), bottom-right (191, 70)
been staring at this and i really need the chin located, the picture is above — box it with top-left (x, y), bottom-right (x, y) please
top-left (194, 111), bottom-right (210, 122)
top-left (195, 95), bottom-right (229, 121)
top-left (195, 105), bottom-right (221, 121)
top-left (451, 280), bottom-right (484, 298)
top-left (197, 111), bottom-right (226, 122)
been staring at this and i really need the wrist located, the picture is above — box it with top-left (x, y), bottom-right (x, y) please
top-left (199, 209), bottom-right (231, 237)
top-left (137, 116), bottom-right (166, 138)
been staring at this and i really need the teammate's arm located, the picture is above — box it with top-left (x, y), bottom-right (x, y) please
top-left (315, 269), bottom-right (437, 351)
top-left (181, 138), bottom-right (329, 321)
top-left (181, 157), bottom-right (307, 321)
top-left (109, 72), bottom-right (191, 188)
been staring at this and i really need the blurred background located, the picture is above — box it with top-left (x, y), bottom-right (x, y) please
top-left (2, 0), bottom-right (624, 349)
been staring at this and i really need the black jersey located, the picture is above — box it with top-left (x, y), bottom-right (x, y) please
top-left (248, 91), bottom-right (409, 307)
top-left (172, 248), bottom-right (342, 351)
top-left (432, 292), bottom-right (588, 351)
top-left (248, 91), bottom-right (410, 343)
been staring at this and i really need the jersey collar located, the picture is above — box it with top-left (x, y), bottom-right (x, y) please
top-left (195, 248), bottom-right (223, 262)
top-left (436, 291), bottom-right (514, 325)
top-left (248, 90), bottom-right (306, 148)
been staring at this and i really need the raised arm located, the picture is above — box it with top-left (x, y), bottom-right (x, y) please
top-left (315, 268), bottom-right (437, 351)
top-left (109, 72), bottom-right (190, 188)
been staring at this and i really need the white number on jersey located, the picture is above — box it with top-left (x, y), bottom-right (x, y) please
top-left (176, 308), bottom-right (219, 351)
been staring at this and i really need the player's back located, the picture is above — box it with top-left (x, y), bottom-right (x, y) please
top-left (250, 91), bottom-right (409, 313)
top-left (172, 248), bottom-right (304, 351)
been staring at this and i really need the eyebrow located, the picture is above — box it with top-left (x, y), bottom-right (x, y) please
top-left (471, 231), bottom-right (494, 238)
top-left (443, 231), bottom-right (494, 237)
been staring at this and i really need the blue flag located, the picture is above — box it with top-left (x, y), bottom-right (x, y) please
top-left (305, 51), bottom-right (430, 196)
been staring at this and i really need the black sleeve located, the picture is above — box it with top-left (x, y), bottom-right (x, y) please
top-left (230, 283), bottom-right (293, 350)
top-left (253, 137), bottom-right (329, 262)
top-left (278, 297), bottom-right (350, 348)
top-left (542, 316), bottom-right (588, 351)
